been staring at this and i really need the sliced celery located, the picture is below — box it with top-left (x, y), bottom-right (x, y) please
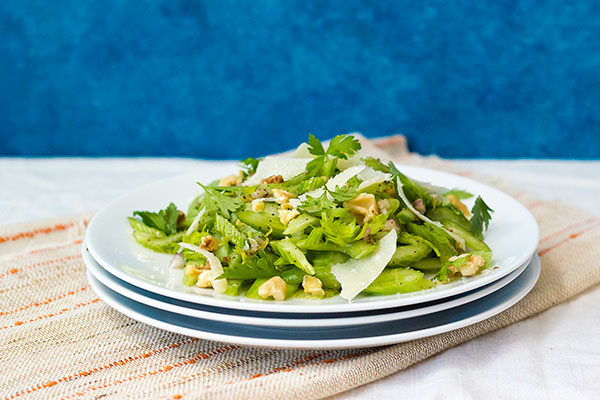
top-left (363, 267), bottom-right (434, 295)
top-left (215, 214), bottom-right (247, 248)
top-left (132, 231), bottom-right (183, 254)
top-left (237, 211), bottom-right (286, 238)
top-left (270, 238), bottom-right (315, 275)
top-left (388, 243), bottom-right (432, 267)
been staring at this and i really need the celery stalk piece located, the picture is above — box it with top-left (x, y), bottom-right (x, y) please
top-left (224, 279), bottom-right (244, 296)
top-left (270, 238), bottom-right (315, 275)
top-left (311, 251), bottom-right (347, 290)
top-left (283, 214), bottom-right (318, 235)
top-left (237, 210), bottom-right (287, 238)
top-left (388, 243), bottom-right (432, 267)
top-left (363, 267), bottom-right (434, 295)
top-left (441, 221), bottom-right (491, 252)
top-left (215, 214), bottom-right (247, 248)
top-left (409, 257), bottom-right (442, 271)
top-left (132, 231), bottom-right (183, 254)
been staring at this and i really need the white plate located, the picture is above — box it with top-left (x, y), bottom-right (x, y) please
top-left (86, 164), bottom-right (539, 313)
top-left (83, 241), bottom-right (530, 327)
top-left (87, 254), bottom-right (540, 349)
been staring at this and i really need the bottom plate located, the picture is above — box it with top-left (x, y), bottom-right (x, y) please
top-left (87, 254), bottom-right (540, 349)
top-left (84, 244), bottom-right (530, 327)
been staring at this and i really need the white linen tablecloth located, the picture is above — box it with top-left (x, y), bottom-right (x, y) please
top-left (1, 158), bottom-right (599, 399)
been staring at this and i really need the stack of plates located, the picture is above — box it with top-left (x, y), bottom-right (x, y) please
top-left (84, 165), bottom-right (540, 349)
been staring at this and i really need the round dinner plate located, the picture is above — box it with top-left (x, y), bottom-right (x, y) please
top-left (87, 254), bottom-right (540, 349)
top-left (85, 164), bottom-right (539, 313)
top-left (83, 241), bottom-right (531, 327)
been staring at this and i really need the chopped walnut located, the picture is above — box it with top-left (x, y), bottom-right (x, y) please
top-left (302, 275), bottom-right (325, 297)
top-left (219, 172), bottom-right (243, 186)
top-left (448, 254), bottom-right (485, 277)
top-left (200, 235), bottom-right (218, 252)
top-left (447, 195), bottom-right (471, 218)
top-left (258, 276), bottom-right (287, 300)
top-left (343, 193), bottom-right (380, 222)
top-left (196, 270), bottom-right (213, 288)
top-left (259, 175), bottom-right (284, 184)
top-left (272, 189), bottom-right (295, 204)
top-left (279, 207), bottom-right (300, 225)
top-left (252, 188), bottom-right (269, 198)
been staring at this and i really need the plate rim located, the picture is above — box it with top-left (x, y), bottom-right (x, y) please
top-left (83, 241), bottom-right (531, 327)
top-left (86, 254), bottom-right (540, 349)
top-left (85, 163), bottom-right (540, 313)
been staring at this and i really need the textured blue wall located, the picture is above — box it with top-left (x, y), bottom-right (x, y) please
top-left (1, 1), bottom-right (599, 158)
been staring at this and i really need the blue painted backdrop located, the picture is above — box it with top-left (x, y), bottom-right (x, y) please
top-left (1, 1), bottom-right (599, 158)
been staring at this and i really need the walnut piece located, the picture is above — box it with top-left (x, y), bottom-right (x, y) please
top-left (200, 235), bottom-right (218, 252)
top-left (259, 175), bottom-right (284, 185)
top-left (258, 276), bottom-right (287, 300)
top-left (343, 193), bottom-right (380, 222)
top-left (447, 194), bottom-right (471, 217)
top-left (302, 275), bottom-right (325, 297)
top-left (196, 270), bottom-right (213, 288)
top-left (218, 172), bottom-right (243, 186)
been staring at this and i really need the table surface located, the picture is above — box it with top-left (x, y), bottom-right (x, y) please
top-left (1, 158), bottom-right (599, 399)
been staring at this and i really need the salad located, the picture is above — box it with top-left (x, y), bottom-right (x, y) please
top-left (128, 134), bottom-right (494, 302)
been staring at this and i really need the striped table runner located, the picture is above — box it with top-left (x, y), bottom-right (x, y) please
top-left (1, 136), bottom-right (599, 399)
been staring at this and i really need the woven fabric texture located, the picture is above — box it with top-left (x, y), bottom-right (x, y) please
top-left (1, 136), bottom-right (599, 400)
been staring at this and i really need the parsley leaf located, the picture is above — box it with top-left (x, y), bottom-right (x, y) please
top-left (299, 191), bottom-right (337, 215)
top-left (133, 202), bottom-right (180, 235)
top-left (198, 183), bottom-right (243, 218)
top-left (326, 134), bottom-right (362, 159)
top-left (305, 134), bottom-right (362, 177)
top-left (326, 183), bottom-right (359, 202)
top-left (217, 250), bottom-right (279, 280)
top-left (444, 189), bottom-right (473, 200)
top-left (362, 157), bottom-right (393, 174)
top-left (307, 133), bottom-right (326, 156)
top-left (320, 209), bottom-right (359, 246)
top-left (470, 196), bottom-right (494, 237)
top-left (239, 157), bottom-right (261, 178)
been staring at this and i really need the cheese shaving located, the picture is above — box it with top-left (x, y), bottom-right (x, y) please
top-left (331, 229), bottom-right (397, 301)
top-left (178, 243), bottom-right (227, 293)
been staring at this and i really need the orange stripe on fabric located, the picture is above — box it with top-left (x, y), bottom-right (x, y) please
top-left (0, 254), bottom-right (82, 279)
top-left (0, 298), bottom-right (100, 331)
top-left (538, 223), bottom-right (599, 257)
top-left (0, 221), bottom-right (84, 244)
top-left (0, 286), bottom-right (88, 316)
top-left (539, 217), bottom-right (598, 244)
top-left (14, 239), bottom-right (83, 259)
top-left (60, 345), bottom-right (239, 400)
top-left (6, 338), bottom-right (200, 400)
top-left (207, 348), bottom-right (373, 390)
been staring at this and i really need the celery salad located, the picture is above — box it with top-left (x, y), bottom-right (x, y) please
top-left (128, 134), bottom-right (494, 302)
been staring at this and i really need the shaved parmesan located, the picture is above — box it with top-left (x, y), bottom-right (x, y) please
top-left (178, 243), bottom-right (227, 293)
top-left (185, 208), bottom-right (206, 236)
top-left (331, 229), bottom-right (397, 301)
top-left (289, 142), bottom-right (312, 158)
top-left (357, 166), bottom-right (392, 190)
top-left (337, 154), bottom-right (362, 170)
top-left (395, 177), bottom-right (466, 250)
top-left (244, 156), bottom-right (311, 186)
